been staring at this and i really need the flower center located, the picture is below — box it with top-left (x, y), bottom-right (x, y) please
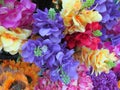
top-left (34, 45), bottom-right (48, 57)
top-left (34, 47), bottom-right (42, 57)
top-left (9, 81), bottom-right (26, 90)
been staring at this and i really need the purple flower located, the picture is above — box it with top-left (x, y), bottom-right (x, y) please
top-left (92, 0), bottom-right (120, 30)
top-left (33, 9), bottom-right (65, 43)
top-left (89, 70), bottom-right (119, 90)
top-left (21, 39), bottom-right (79, 83)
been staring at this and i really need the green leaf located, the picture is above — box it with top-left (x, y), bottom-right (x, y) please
top-left (0, 0), bottom-right (4, 5)
top-left (81, 0), bottom-right (95, 10)
top-left (48, 8), bottom-right (56, 20)
top-left (106, 61), bottom-right (116, 68)
top-left (92, 30), bottom-right (102, 37)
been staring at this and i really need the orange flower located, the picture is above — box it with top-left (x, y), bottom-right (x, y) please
top-left (1, 60), bottom-right (40, 89)
top-left (118, 80), bottom-right (120, 89)
top-left (0, 72), bottom-right (29, 90)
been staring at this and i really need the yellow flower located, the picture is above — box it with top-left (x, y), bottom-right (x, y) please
top-left (0, 26), bottom-right (31, 55)
top-left (61, 0), bottom-right (102, 34)
top-left (74, 47), bottom-right (117, 75)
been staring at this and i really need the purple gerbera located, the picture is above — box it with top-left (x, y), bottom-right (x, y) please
top-left (33, 8), bottom-right (65, 43)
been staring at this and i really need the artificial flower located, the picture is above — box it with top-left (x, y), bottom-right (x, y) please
top-left (21, 38), bottom-right (79, 83)
top-left (33, 8), bottom-right (64, 43)
top-left (89, 70), bottom-right (119, 90)
top-left (0, 26), bottom-right (31, 55)
top-left (61, 0), bottom-right (102, 34)
top-left (74, 46), bottom-right (117, 75)
top-left (64, 22), bottom-right (101, 50)
top-left (0, 0), bottom-right (36, 28)
top-left (35, 64), bottom-right (93, 90)
top-left (0, 72), bottom-right (29, 90)
top-left (91, 0), bottom-right (120, 30)
top-left (1, 60), bottom-right (40, 89)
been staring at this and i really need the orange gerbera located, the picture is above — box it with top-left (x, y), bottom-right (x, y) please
top-left (1, 60), bottom-right (40, 89)
top-left (0, 72), bottom-right (29, 90)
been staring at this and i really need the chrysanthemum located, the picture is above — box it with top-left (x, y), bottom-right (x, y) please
top-left (74, 46), bottom-right (117, 75)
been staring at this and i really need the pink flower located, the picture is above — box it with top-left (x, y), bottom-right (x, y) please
top-left (0, 0), bottom-right (36, 28)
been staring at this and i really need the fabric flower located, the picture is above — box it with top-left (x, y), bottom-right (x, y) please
top-left (1, 60), bottom-right (40, 89)
top-left (35, 64), bottom-right (93, 90)
top-left (21, 38), bottom-right (79, 83)
top-left (0, 0), bottom-right (36, 28)
top-left (64, 22), bottom-right (101, 50)
top-left (0, 72), bottom-right (30, 90)
top-left (0, 26), bottom-right (31, 55)
top-left (89, 70), bottom-right (119, 90)
top-left (61, 0), bottom-right (102, 34)
top-left (91, 0), bottom-right (120, 30)
top-left (74, 46), bottom-right (117, 75)
top-left (33, 8), bottom-right (64, 43)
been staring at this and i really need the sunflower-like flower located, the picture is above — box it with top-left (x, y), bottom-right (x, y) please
top-left (0, 26), bottom-right (31, 55)
top-left (1, 60), bottom-right (40, 89)
top-left (0, 72), bottom-right (29, 90)
top-left (74, 46), bottom-right (117, 75)
top-left (61, 0), bottom-right (102, 34)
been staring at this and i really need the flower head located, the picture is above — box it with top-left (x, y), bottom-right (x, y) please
top-left (33, 8), bottom-right (64, 43)
top-left (0, 0), bottom-right (36, 28)
top-left (0, 26), bottom-right (31, 55)
top-left (89, 70), bottom-right (119, 90)
top-left (74, 46), bottom-right (117, 75)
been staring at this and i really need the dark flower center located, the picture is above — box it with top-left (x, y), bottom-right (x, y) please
top-left (9, 80), bottom-right (26, 90)
top-left (26, 75), bottom-right (32, 84)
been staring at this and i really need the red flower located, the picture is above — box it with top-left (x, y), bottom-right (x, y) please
top-left (64, 22), bottom-right (101, 50)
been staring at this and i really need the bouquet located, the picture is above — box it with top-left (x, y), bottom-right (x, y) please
top-left (0, 0), bottom-right (120, 90)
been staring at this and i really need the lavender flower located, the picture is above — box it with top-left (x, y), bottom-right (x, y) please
top-left (33, 8), bottom-right (65, 43)
top-left (92, 0), bottom-right (120, 30)
top-left (21, 39), bottom-right (79, 84)
top-left (89, 70), bottom-right (119, 90)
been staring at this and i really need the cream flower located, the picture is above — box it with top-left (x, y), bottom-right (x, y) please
top-left (0, 26), bottom-right (31, 55)
top-left (74, 47), bottom-right (117, 75)
top-left (61, 0), bottom-right (102, 34)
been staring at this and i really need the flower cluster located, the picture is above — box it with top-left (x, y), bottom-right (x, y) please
top-left (0, 0), bottom-right (120, 89)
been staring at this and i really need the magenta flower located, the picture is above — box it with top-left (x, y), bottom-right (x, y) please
top-left (0, 0), bottom-right (36, 28)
